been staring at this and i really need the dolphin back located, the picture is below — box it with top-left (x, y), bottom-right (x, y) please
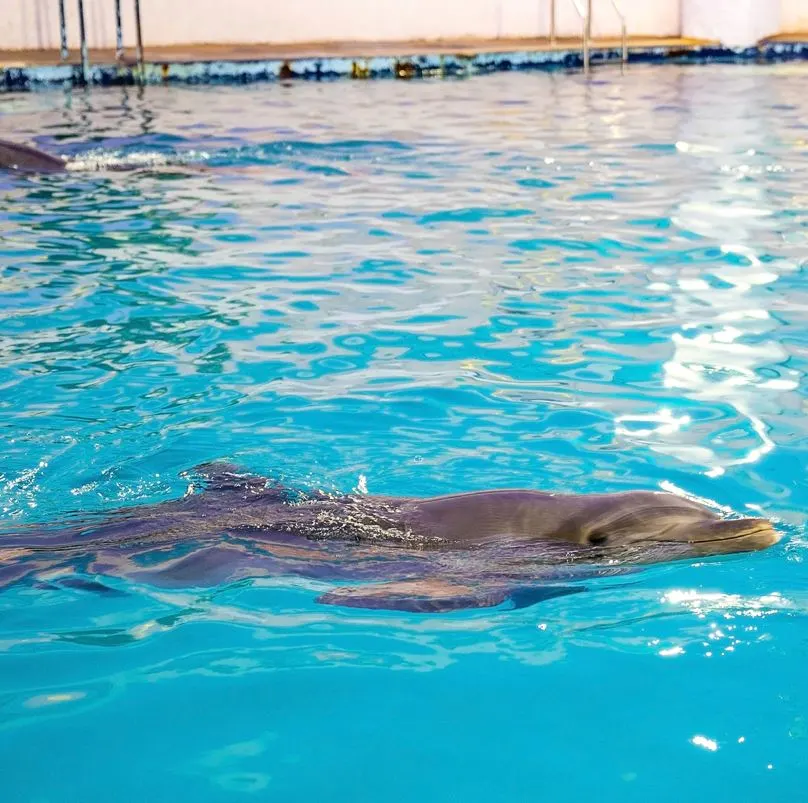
top-left (0, 138), bottom-right (67, 172)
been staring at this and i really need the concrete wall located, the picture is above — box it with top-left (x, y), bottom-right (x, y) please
top-left (782, 0), bottom-right (808, 32)
top-left (682, 0), bottom-right (782, 46)
top-left (0, 0), bottom-right (804, 53)
top-left (5, 0), bottom-right (679, 52)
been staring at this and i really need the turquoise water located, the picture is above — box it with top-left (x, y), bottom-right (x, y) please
top-left (2, 62), bottom-right (808, 800)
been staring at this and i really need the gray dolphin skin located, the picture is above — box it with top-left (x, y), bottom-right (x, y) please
top-left (0, 462), bottom-right (781, 613)
top-left (0, 137), bottom-right (68, 172)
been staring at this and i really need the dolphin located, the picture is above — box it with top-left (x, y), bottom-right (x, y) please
top-left (0, 462), bottom-right (781, 613)
top-left (0, 136), bottom-right (263, 176)
top-left (0, 137), bottom-right (69, 172)
top-left (0, 136), bottom-right (201, 174)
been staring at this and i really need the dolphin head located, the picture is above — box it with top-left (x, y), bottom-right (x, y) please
top-left (563, 491), bottom-right (780, 562)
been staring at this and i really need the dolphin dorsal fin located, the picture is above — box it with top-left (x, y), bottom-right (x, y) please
top-left (187, 461), bottom-right (279, 496)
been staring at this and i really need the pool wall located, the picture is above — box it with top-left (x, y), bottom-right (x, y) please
top-left (3, 0), bottom-right (806, 51)
top-left (5, 1), bottom-right (680, 51)
top-left (1, 0), bottom-right (807, 91)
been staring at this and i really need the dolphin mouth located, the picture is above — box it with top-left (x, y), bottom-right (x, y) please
top-left (687, 521), bottom-right (776, 544)
top-left (682, 519), bottom-right (781, 551)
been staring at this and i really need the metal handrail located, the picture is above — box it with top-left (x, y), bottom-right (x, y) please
top-left (568, 0), bottom-right (590, 73)
top-left (134, 0), bottom-right (145, 78)
top-left (550, 0), bottom-right (556, 45)
top-left (77, 0), bottom-right (89, 83)
top-left (608, 0), bottom-right (628, 66)
top-left (551, 0), bottom-right (623, 74)
top-left (58, 0), bottom-right (68, 60)
top-left (56, 1), bottom-right (145, 85)
top-left (115, 0), bottom-right (124, 61)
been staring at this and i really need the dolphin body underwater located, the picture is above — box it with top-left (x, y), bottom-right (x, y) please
top-left (0, 462), bottom-right (781, 613)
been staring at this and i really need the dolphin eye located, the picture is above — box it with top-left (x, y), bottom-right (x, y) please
top-left (588, 531), bottom-right (609, 546)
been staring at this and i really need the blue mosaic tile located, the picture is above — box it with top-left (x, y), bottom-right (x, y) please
top-left (2, 40), bottom-right (808, 91)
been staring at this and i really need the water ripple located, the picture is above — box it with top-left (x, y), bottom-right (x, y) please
top-left (2, 63), bottom-right (808, 800)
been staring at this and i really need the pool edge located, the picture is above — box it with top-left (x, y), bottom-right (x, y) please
top-left (2, 37), bottom-right (808, 91)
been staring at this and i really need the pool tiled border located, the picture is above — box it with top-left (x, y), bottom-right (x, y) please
top-left (2, 39), bottom-right (808, 92)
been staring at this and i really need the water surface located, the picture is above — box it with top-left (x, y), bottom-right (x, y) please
top-left (2, 63), bottom-right (808, 801)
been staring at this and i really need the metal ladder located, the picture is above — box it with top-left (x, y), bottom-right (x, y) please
top-left (57, 0), bottom-right (145, 85)
top-left (549, 0), bottom-right (628, 74)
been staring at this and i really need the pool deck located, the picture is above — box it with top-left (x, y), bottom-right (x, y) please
top-left (0, 36), bottom-right (715, 66)
top-left (2, 32), bottom-right (808, 90)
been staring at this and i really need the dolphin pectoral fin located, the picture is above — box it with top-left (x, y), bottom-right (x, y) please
top-left (316, 579), bottom-right (505, 613)
top-left (48, 576), bottom-right (129, 597)
top-left (505, 584), bottom-right (587, 609)
top-left (316, 578), bottom-right (585, 613)
top-left (32, 570), bottom-right (129, 597)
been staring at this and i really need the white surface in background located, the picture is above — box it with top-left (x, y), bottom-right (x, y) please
top-left (682, 0), bottom-right (782, 47)
top-left (2, 0), bottom-right (679, 51)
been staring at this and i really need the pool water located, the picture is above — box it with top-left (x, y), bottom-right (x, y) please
top-left (2, 63), bottom-right (808, 801)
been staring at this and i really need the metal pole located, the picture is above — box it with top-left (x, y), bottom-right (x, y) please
top-left (134, 0), bottom-right (145, 80)
top-left (115, 0), bottom-right (124, 62)
top-left (621, 21), bottom-right (627, 65)
top-left (77, 0), bottom-right (89, 84)
top-left (583, 0), bottom-right (591, 73)
top-left (582, 18), bottom-right (589, 73)
top-left (58, 0), bottom-right (68, 61)
top-left (550, 0), bottom-right (556, 45)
